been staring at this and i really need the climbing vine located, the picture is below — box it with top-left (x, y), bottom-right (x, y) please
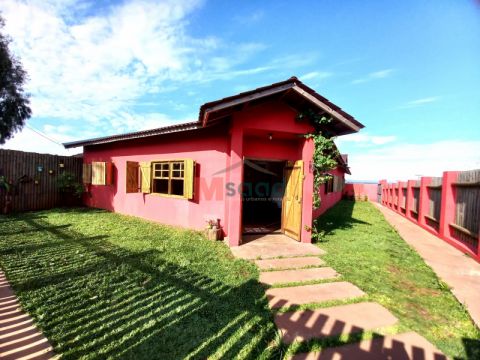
top-left (296, 109), bottom-right (340, 209)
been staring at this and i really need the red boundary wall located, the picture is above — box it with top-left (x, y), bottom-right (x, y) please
top-left (380, 172), bottom-right (480, 263)
top-left (343, 183), bottom-right (378, 202)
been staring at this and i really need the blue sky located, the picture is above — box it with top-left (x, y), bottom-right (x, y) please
top-left (1, 0), bottom-right (479, 180)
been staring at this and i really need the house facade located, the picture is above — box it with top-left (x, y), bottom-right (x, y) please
top-left (64, 77), bottom-right (364, 246)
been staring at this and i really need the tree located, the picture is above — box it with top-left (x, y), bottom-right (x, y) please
top-left (0, 15), bottom-right (31, 144)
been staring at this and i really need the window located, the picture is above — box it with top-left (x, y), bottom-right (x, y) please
top-left (152, 161), bottom-right (185, 196)
top-left (324, 176), bottom-right (334, 194)
top-left (129, 159), bottom-right (195, 199)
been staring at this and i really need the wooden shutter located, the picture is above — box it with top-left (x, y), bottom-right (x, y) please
top-left (92, 162), bottom-right (106, 185)
top-left (139, 162), bottom-right (151, 193)
top-left (105, 162), bottom-right (114, 185)
top-left (126, 161), bottom-right (139, 193)
top-left (82, 163), bottom-right (92, 184)
top-left (183, 159), bottom-right (195, 199)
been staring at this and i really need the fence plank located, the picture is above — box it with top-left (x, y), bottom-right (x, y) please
top-left (0, 149), bottom-right (83, 213)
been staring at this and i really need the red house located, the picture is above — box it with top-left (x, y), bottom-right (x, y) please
top-left (64, 77), bottom-right (364, 247)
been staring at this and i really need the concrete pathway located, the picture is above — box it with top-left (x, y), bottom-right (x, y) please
top-left (292, 332), bottom-right (447, 360)
top-left (255, 257), bottom-right (325, 271)
top-left (259, 267), bottom-right (338, 286)
top-left (231, 234), bottom-right (324, 259)
top-left (275, 302), bottom-right (398, 343)
top-left (266, 282), bottom-right (365, 309)
top-left (376, 203), bottom-right (480, 328)
top-left (231, 233), bottom-right (447, 359)
top-left (0, 271), bottom-right (55, 360)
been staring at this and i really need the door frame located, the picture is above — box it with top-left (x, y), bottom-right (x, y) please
top-left (241, 157), bottom-right (287, 235)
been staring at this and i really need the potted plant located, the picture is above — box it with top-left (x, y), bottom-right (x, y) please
top-left (57, 172), bottom-right (84, 206)
top-left (205, 219), bottom-right (222, 241)
top-left (0, 175), bottom-right (12, 214)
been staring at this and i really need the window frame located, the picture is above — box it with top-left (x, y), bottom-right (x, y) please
top-left (151, 160), bottom-right (187, 198)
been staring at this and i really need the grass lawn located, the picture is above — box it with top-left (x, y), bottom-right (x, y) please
top-left (0, 208), bottom-right (277, 359)
top-left (1, 203), bottom-right (479, 359)
top-left (313, 201), bottom-right (480, 360)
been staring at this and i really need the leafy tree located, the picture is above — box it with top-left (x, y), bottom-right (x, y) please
top-left (0, 15), bottom-right (31, 144)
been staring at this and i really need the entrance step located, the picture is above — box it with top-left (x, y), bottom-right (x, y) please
top-left (232, 234), bottom-right (325, 260)
top-left (275, 302), bottom-right (398, 344)
top-left (266, 282), bottom-right (365, 309)
top-left (255, 257), bottom-right (325, 271)
top-left (260, 267), bottom-right (338, 286)
top-left (291, 331), bottom-right (447, 360)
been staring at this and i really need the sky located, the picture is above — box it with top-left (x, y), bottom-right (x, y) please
top-left (1, 0), bottom-right (479, 181)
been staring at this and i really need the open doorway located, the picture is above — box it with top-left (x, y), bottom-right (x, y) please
top-left (242, 159), bottom-right (286, 234)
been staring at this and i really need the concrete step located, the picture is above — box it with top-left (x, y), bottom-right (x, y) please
top-left (266, 282), bottom-right (365, 309)
top-left (260, 267), bottom-right (338, 286)
top-left (231, 234), bottom-right (325, 259)
top-left (275, 302), bottom-right (398, 344)
top-left (255, 257), bottom-right (325, 271)
top-left (291, 331), bottom-right (446, 360)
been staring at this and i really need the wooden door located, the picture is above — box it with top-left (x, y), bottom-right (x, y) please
top-left (282, 160), bottom-right (304, 241)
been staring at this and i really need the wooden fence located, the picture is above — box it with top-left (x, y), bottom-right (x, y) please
top-left (0, 149), bottom-right (83, 212)
top-left (380, 169), bottom-right (480, 263)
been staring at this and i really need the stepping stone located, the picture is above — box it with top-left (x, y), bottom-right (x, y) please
top-left (231, 234), bottom-right (325, 259)
top-left (275, 302), bottom-right (398, 343)
top-left (255, 257), bottom-right (325, 271)
top-left (266, 282), bottom-right (365, 309)
top-left (291, 331), bottom-right (447, 360)
top-left (260, 268), bottom-right (338, 286)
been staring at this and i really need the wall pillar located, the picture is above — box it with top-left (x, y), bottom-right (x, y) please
top-left (379, 180), bottom-right (387, 205)
top-left (439, 171), bottom-right (459, 240)
top-left (397, 181), bottom-right (405, 214)
top-left (418, 177), bottom-right (432, 228)
top-left (227, 127), bottom-right (244, 247)
top-left (301, 138), bottom-right (314, 243)
top-left (405, 180), bottom-right (415, 221)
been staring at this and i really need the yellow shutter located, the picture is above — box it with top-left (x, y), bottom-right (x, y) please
top-left (139, 161), bottom-right (151, 193)
top-left (91, 162), bottom-right (106, 185)
top-left (82, 163), bottom-right (92, 184)
top-left (183, 159), bottom-right (195, 199)
top-left (126, 161), bottom-right (139, 193)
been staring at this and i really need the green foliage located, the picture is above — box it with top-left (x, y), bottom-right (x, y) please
top-left (0, 16), bottom-right (31, 144)
top-left (0, 209), bottom-right (276, 359)
top-left (297, 109), bottom-right (340, 208)
top-left (0, 175), bottom-right (10, 192)
top-left (312, 201), bottom-right (480, 359)
top-left (56, 172), bottom-right (83, 198)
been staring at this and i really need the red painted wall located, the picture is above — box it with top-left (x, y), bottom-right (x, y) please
top-left (313, 167), bottom-right (346, 218)
top-left (380, 173), bottom-right (480, 263)
top-left (343, 183), bottom-right (378, 202)
top-left (83, 126), bottom-right (230, 231)
top-left (82, 101), bottom-right (334, 246)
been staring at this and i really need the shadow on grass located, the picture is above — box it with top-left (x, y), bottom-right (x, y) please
top-left (313, 201), bottom-right (370, 242)
top-left (0, 214), bottom-right (278, 359)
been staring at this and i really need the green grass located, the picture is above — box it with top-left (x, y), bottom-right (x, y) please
top-left (313, 201), bottom-right (480, 359)
top-left (2, 203), bottom-right (479, 359)
top-left (0, 208), bottom-right (278, 359)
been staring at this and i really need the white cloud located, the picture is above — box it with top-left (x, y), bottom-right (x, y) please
top-left (301, 71), bottom-right (333, 81)
top-left (0, 0), bottom-right (268, 139)
top-left (346, 140), bottom-right (480, 182)
top-left (336, 133), bottom-right (397, 147)
top-left (0, 126), bottom-right (80, 155)
top-left (401, 96), bottom-right (440, 108)
top-left (352, 68), bottom-right (394, 84)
